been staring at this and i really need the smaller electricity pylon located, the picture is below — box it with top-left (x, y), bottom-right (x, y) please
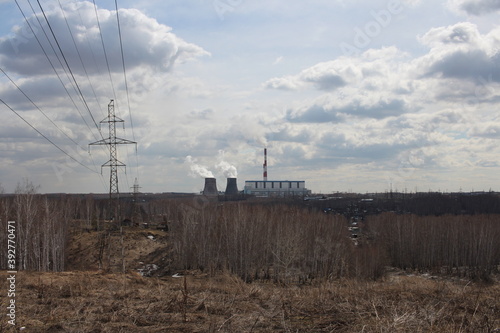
top-left (130, 178), bottom-right (142, 224)
top-left (89, 99), bottom-right (136, 223)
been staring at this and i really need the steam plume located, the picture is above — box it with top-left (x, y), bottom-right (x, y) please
top-left (216, 150), bottom-right (237, 178)
top-left (185, 156), bottom-right (214, 178)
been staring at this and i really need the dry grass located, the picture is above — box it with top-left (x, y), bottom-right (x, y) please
top-left (66, 227), bottom-right (171, 274)
top-left (1, 270), bottom-right (499, 332)
top-left (1, 207), bottom-right (499, 332)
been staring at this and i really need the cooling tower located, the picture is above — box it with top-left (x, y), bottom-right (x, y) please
top-left (225, 178), bottom-right (238, 195)
top-left (203, 178), bottom-right (218, 196)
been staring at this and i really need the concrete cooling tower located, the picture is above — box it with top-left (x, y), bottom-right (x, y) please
top-left (203, 178), bottom-right (218, 196)
top-left (225, 178), bottom-right (238, 195)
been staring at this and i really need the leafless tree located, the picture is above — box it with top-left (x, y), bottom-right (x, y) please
top-left (0, 180), bottom-right (70, 272)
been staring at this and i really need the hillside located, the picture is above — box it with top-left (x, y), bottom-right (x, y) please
top-left (1, 269), bottom-right (499, 332)
top-left (1, 224), bottom-right (499, 332)
top-left (66, 226), bottom-right (171, 276)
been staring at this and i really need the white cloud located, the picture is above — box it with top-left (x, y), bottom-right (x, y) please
top-left (265, 46), bottom-right (410, 93)
top-left (0, 1), bottom-right (208, 76)
top-left (256, 21), bottom-right (500, 191)
top-left (262, 75), bottom-right (303, 91)
top-left (273, 56), bottom-right (284, 65)
top-left (414, 23), bottom-right (500, 84)
top-left (418, 22), bottom-right (483, 48)
top-left (2, 1), bottom-right (500, 194)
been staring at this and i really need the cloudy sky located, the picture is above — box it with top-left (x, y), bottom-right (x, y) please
top-left (0, 0), bottom-right (499, 194)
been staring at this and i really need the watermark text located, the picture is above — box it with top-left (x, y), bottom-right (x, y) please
top-left (6, 220), bottom-right (17, 326)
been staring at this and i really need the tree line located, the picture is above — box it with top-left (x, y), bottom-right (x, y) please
top-left (1, 184), bottom-right (498, 281)
top-left (0, 180), bottom-right (70, 271)
top-left (366, 212), bottom-right (500, 280)
top-left (165, 199), bottom-right (499, 282)
top-left (166, 200), bottom-right (386, 282)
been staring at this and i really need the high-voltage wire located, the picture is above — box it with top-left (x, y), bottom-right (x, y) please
top-left (115, 0), bottom-right (140, 183)
top-left (10, 0), bottom-right (138, 193)
top-left (0, 67), bottom-right (85, 150)
top-left (91, 0), bottom-right (118, 104)
top-left (36, 0), bottom-right (102, 138)
top-left (12, 0), bottom-right (109, 190)
top-left (57, 0), bottom-right (104, 119)
top-left (15, 0), bottom-right (100, 142)
top-left (0, 66), bottom-right (107, 190)
top-left (0, 97), bottom-right (98, 174)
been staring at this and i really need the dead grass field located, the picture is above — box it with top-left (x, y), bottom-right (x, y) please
top-left (1, 214), bottom-right (499, 333)
top-left (1, 269), bottom-right (499, 332)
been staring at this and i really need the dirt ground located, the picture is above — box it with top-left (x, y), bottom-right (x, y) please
top-left (66, 226), bottom-right (171, 275)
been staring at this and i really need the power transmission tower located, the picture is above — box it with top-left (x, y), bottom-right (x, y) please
top-left (131, 177), bottom-right (141, 195)
top-left (130, 177), bottom-right (142, 224)
top-left (89, 99), bottom-right (136, 222)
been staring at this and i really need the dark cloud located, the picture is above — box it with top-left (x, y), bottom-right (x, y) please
top-left (477, 160), bottom-right (499, 167)
top-left (469, 123), bottom-right (500, 138)
top-left (304, 73), bottom-right (346, 91)
top-left (0, 76), bottom-right (69, 108)
top-left (313, 131), bottom-right (428, 166)
top-left (459, 0), bottom-right (500, 15)
top-left (286, 104), bottom-right (344, 123)
top-left (264, 61), bottom-right (348, 92)
top-left (426, 49), bottom-right (500, 82)
top-left (275, 144), bottom-right (308, 165)
top-left (268, 126), bottom-right (312, 143)
top-left (189, 108), bottom-right (214, 119)
top-left (286, 99), bottom-right (409, 123)
top-left (443, 25), bottom-right (475, 44)
top-left (0, 123), bottom-right (40, 140)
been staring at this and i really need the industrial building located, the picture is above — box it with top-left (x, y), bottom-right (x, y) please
top-left (225, 178), bottom-right (239, 195)
top-left (243, 148), bottom-right (311, 197)
top-left (202, 177), bottom-right (240, 196)
top-left (202, 178), bottom-right (218, 196)
top-left (243, 180), bottom-right (310, 197)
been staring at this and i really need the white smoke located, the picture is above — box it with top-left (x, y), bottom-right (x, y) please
top-left (185, 156), bottom-right (214, 178)
top-left (216, 150), bottom-right (238, 178)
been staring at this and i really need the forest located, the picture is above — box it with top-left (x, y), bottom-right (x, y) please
top-left (1, 181), bottom-right (499, 282)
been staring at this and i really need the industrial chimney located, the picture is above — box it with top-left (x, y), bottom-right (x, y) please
top-left (203, 178), bottom-right (218, 196)
top-left (263, 148), bottom-right (268, 181)
top-left (225, 178), bottom-right (238, 195)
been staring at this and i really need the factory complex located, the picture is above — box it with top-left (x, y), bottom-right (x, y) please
top-left (202, 148), bottom-right (311, 197)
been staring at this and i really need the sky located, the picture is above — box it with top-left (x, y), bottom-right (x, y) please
top-left (0, 0), bottom-right (499, 194)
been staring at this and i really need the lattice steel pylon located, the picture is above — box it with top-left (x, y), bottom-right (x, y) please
top-left (89, 99), bottom-right (136, 220)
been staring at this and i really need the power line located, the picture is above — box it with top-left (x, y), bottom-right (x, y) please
top-left (73, 0), bottom-right (106, 112)
top-left (12, 0), bottom-right (108, 190)
top-left (20, 0), bottom-right (110, 162)
top-left (10, 0), bottom-right (137, 192)
top-left (115, 0), bottom-right (140, 183)
top-left (92, 0), bottom-right (118, 104)
top-left (0, 67), bottom-right (85, 150)
top-left (15, 0), bottom-right (99, 142)
top-left (0, 97), bottom-right (98, 174)
top-left (35, 0), bottom-right (102, 137)
top-left (0, 66), bottom-right (107, 190)
top-left (57, 0), bottom-right (104, 119)
top-left (114, 0), bottom-right (135, 142)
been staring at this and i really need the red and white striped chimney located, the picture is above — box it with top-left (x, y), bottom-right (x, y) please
top-left (263, 148), bottom-right (268, 181)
